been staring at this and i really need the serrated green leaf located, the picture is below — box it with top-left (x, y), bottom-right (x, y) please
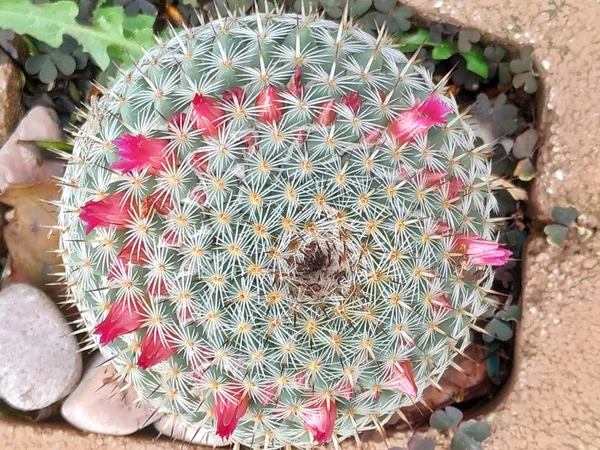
top-left (544, 224), bottom-right (569, 247)
top-left (551, 206), bottom-right (579, 226)
top-left (430, 406), bottom-right (463, 430)
top-left (458, 420), bottom-right (492, 443)
top-left (513, 158), bottom-right (536, 181)
top-left (431, 42), bottom-right (457, 60)
top-left (0, 0), bottom-right (155, 70)
top-left (395, 28), bottom-right (431, 52)
top-left (461, 45), bottom-right (488, 78)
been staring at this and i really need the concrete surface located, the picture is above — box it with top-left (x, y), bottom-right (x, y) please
top-left (1, 0), bottom-right (600, 448)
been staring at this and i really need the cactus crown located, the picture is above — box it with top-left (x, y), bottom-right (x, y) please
top-left (57, 7), bottom-right (509, 449)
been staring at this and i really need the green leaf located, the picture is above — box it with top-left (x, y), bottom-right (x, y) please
top-left (51, 52), bottom-right (76, 75)
top-left (430, 406), bottom-right (463, 430)
top-left (458, 420), bottom-right (492, 443)
top-left (0, 0), bottom-right (155, 70)
top-left (496, 305), bottom-right (522, 322)
top-left (431, 42), bottom-right (457, 60)
top-left (551, 206), bottom-right (579, 227)
top-left (461, 45), bottom-right (488, 78)
top-left (17, 140), bottom-right (74, 152)
top-left (513, 158), bottom-right (536, 181)
top-left (395, 28), bottom-right (432, 52)
top-left (512, 129), bottom-right (538, 159)
top-left (483, 318), bottom-right (513, 342)
top-left (544, 224), bottom-right (569, 247)
top-left (451, 430), bottom-right (483, 450)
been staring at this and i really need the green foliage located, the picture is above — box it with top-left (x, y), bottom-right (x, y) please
top-left (451, 420), bottom-right (492, 450)
top-left (24, 37), bottom-right (89, 83)
top-left (395, 28), bottom-right (488, 78)
top-left (509, 46), bottom-right (538, 94)
top-left (430, 406), bottom-right (464, 429)
top-left (511, 129), bottom-right (538, 181)
top-left (544, 206), bottom-right (592, 247)
top-left (0, 0), bottom-right (155, 70)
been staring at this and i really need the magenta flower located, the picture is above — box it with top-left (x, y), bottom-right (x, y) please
top-left (191, 94), bottom-right (225, 137)
top-left (388, 94), bottom-right (452, 143)
top-left (341, 91), bottom-right (362, 112)
top-left (286, 66), bottom-right (303, 97)
top-left (222, 87), bottom-right (246, 104)
top-left (94, 299), bottom-right (144, 345)
top-left (79, 192), bottom-right (133, 234)
top-left (316, 100), bottom-right (337, 126)
top-left (454, 233), bottom-right (512, 266)
top-left (213, 388), bottom-right (249, 438)
top-left (389, 361), bottom-right (418, 398)
top-left (256, 85), bottom-right (284, 123)
top-left (137, 333), bottom-right (177, 369)
top-left (110, 134), bottom-right (171, 175)
top-left (302, 400), bottom-right (336, 444)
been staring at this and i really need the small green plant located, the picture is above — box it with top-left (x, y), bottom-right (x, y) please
top-left (511, 129), bottom-right (538, 182)
top-left (430, 406), bottom-right (492, 450)
top-left (544, 206), bottom-right (593, 247)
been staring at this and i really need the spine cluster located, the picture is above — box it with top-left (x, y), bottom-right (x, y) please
top-left (57, 8), bottom-right (510, 449)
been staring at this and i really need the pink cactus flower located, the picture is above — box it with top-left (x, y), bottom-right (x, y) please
top-left (191, 188), bottom-right (207, 205)
top-left (94, 299), bottom-right (144, 345)
top-left (256, 85), bottom-right (284, 123)
top-left (389, 360), bottom-right (418, 398)
top-left (167, 112), bottom-right (189, 130)
top-left (286, 66), bottom-right (303, 97)
top-left (191, 94), bottom-right (225, 137)
top-left (108, 241), bottom-right (148, 280)
top-left (363, 129), bottom-right (382, 144)
top-left (213, 388), bottom-right (249, 438)
top-left (141, 191), bottom-right (174, 217)
top-left (79, 192), bottom-right (133, 234)
top-left (110, 134), bottom-right (171, 175)
top-left (433, 294), bottom-right (453, 312)
top-left (303, 400), bottom-right (337, 444)
top-left (241, 132), bottom-right (256, 151)
top-left (190, 151), bottom-right (209, 173)
top-left (316, 100), bottom-right (337, 126)
top-left (137, 333), bottom-right (177, 369)
top-left (341, 91), bottom-right (362, 113)
top-left (454, 234), bottom-right (512, 266)
top-left (222, 87), bottom-right (246, 104)
top-left (388, 95), bottom-right (452, 143)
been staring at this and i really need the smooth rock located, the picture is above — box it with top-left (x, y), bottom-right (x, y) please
top-left (154, 414), bottom-right (230, 446)
top-left (0, 106), bottom-right (65, 192)
top-left (0, 283), bottom-right (82, 410)
top-left (61, 353), bottom-right (159, 436)
top-left (0, 60), bottom-right (22, 146)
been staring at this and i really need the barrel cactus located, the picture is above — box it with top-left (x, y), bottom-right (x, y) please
top-left (57, 6), bottom-right (510, 448)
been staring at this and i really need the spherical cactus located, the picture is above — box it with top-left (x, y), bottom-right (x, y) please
top-left (57, 7), bottom-right (511, 449)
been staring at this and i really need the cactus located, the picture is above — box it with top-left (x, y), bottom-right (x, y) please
top-left (56, 6), bottom-right (511, 449)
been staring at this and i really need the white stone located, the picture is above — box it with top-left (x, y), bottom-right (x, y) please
top-left (154, 414), bottom-right (230, 446)
top-left (61, 353), bottom-right (158, 436)
top-left (0, 283), bottom-right (82, 410)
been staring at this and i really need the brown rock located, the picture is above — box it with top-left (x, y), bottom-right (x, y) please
top-left (0, 61), bottom-right (22, 147)
top-left (0, 106), bottom-right (65, 192)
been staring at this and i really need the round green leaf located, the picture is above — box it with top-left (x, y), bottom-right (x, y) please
top-left (458, 420), bottom-right (492, 443)
top-left (551, 206), bottom-right (579, 226)
top-left (513, 158), bottom-right (536, 181)
top-left (430, 406), bottom-right (463, 430)
top-left (496, 305), bottom-right (522, 322)
top-left (407, 435), bottom-right (436, 450)
top-left (512, 129), bottom-right (538, 159)
top-left (349, 0), bottom-right (373, 17)
top-left (483, 318), bottom-right (513, 342)
top-left (544, 224), bottom-right (569, 247)
top-left (38, 57), bottom-right (58, 83)
top-left (374, 0), bottom-right (395, 13)
top-left (25, 54), bottom-right (48, 74)
top-left (512, 72), bottom-right (538, 94)
top-left (451, 430), bottom-right (483, 450)
top-left (51, 52), bottom-right (76, 76)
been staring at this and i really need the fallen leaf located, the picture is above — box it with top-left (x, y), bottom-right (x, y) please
top-left (0, 179), bottom-right (62, 297)
top-left (485, 175), bottom-right (528, 201)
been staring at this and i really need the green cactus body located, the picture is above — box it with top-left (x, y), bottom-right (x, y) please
top-left (57, 9), bottom-right (509, 449)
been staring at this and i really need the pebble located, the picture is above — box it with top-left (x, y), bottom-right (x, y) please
top-left (0, 283), bottom-right (82, 410)
top-left (0, 60), bottom-right (22, 146)
top-left (154, 413), bottom-right (230, 446)
top-left (0, 106), bottom-right (65, 192)
top-left (61, 353), bottom-right (159, 436)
